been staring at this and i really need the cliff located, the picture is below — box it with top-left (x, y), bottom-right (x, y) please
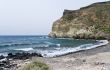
top-left (49, 1), bottom-right (110, 39)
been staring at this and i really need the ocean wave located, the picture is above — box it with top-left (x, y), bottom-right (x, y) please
top-left (0, 39), bottom-right (108, 58)
top-left (0, 53), bottom-right (8, 56)
top-left (33, 43), bottom-right (61, 49)
top-left (56, 44), bottom-right (60, 47)
top-left (44, 42), bottom-right (54, 45)
top-left (14, 48), bottom-right (34, 51)
top-left (41, 40), bottom-right (109, 57)
top-left (0, 42), bottom-right (38, 47)
top-left (34, 44), bottom-right (50, 48)
top-left (79, 40), bottom-right (109, 50)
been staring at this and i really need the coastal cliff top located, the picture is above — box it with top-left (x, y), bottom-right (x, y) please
top-left (64, 1), bottom-right (110, 13)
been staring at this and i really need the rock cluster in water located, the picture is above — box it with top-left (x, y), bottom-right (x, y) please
top-left (49, 1), bottom-right (110, 39)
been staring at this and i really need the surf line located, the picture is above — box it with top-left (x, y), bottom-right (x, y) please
top-left (41, 40), bottom-right (109, 57)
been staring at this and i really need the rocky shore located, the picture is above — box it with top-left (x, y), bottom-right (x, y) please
top-left (0, 52), bottom-right (42, 70)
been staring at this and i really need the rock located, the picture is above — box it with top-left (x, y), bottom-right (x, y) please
top-left (0, 52), bottom-right (42, 70)
top-left (49, 1), bottom-right (110, 39)
top-left (7, 53), bottom-right (14, 58)
top-left (0, 68), bottom-right (3, 70)
top-left (0, 58), bottom-right (7, 62)
top-left (33, 53), bottom-right (42, 57)
top-left (94, 62), bottom-right (105, 65)
top-left (0, 63), bottom-right (5, 67)
top-left (5, 64), bottom-right (17, 68)
top-left (82, 59), bottom-right (86, 62)
top-left (0, 58), bottom-right (11, 69)
top-left (7, 52), bottom-right (42, 60)
top-left (2, 59), bottom-right (10, 65)
top-left (0, 55), bottom-right (5, 60)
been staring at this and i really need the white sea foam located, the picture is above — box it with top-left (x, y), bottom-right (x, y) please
top-left (56, 44), bottom-right (61, 47)
top-left (41, 40), bottom-right (109, 57)
top-left (36, 44), bottom-right (49, 47)
top-left (0, 53), bottom-right (8, 56)
top-left (44, 42), bottom-right (53, 45)
top-left (1, 40), bottom-right (108, 58)
top-left (15, 48), bottom-right (34, 51)
top-left (80, 40), bottom-right (109, 50)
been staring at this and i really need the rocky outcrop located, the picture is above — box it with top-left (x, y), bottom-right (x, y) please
top-left (7, 52), bottom-right (42, 59)
top-left (49, 1), bottom-right (110, 39)
top-left (0, 52), bottom-right (42, 70)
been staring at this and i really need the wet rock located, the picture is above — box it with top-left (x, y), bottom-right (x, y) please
top-left (32, 53), bottom-right (42, 57)
top-left (7, 53), bottom-right (14, 58)
top-left (0, 55), bottom-right (5, 60)
top-left (7, 52), bottom-right (42, 60)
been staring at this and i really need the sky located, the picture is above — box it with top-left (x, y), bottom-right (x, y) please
top-left (0, 0), bottom-right (109, 35)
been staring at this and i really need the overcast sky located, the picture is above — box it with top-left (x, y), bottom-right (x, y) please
top-left (0, 0), bottom-right (109, 35)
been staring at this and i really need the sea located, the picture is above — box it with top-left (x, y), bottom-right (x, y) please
top-left (0, 35), bottom-right (108, 57)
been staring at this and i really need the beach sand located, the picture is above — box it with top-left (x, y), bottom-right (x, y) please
top-left (31, 41), bottom-right (110, 70)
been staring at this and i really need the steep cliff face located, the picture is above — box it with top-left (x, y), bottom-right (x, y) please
top-left (49, 1), bottom-right (110, 39)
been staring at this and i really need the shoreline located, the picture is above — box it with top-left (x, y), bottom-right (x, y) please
top-left (33, 41), bottom-right (110, 70)
top-left (0, 40), bottom-right (109, 70)
top-left (41, 40), bottom-right (109, 57)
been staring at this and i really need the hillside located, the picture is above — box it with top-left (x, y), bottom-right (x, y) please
top-left (49, 1), bottom-right (110, 39)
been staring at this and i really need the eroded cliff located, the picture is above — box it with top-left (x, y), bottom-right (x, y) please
top-left (49, 1), bottom-right (110, 39)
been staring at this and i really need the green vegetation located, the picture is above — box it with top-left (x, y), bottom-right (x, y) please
top-left (101, 28), bottom-right (110, 33)
top-left (19, 60), bottom-right (49, 70)
top-left (63, 14), bottom-right (74, 21)
top-left (63, 14), bottom-right (78, 22)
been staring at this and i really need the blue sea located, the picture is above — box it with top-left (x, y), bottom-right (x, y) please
top-left (0, 35), bottom-right (108, 57)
